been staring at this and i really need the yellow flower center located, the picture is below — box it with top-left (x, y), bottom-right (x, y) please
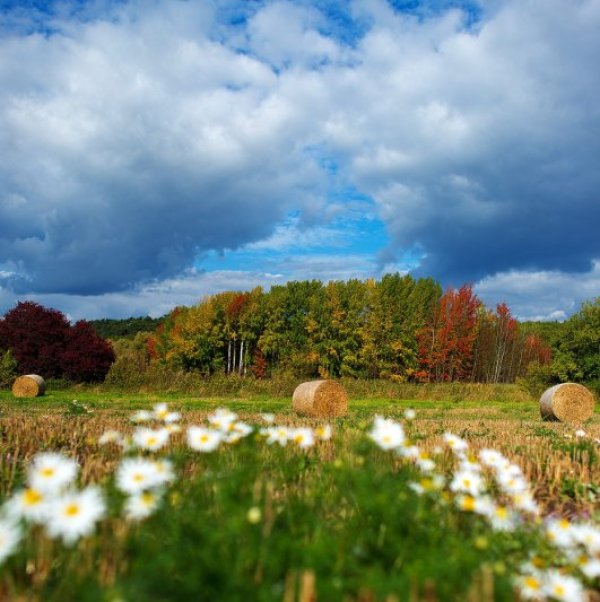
top-left (133, 473), bottom-right (144, 482)
top-left (147, 437), bottom-right (158, 446)
top-left (461, 496), bottom-right (476, 511)
top-left (495, 507), bottom-right (508, 519)
top-left (40, 467), bottom-right (55, 478)
top-left (141, 492), bottom-right (155, 507)
top-left (524, 576), bottom-right (540, 590)
top-left (64, 503), bottom-right (80, 517)
top-left (23, 488), bottom-right (43, 506)
top-left (200, 435), bottom-right (209, 443)
top-left (553, 585), bottom-right (565, 596)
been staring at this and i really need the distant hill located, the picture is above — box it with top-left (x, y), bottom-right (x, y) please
top-left (89, 316), bottom-right (163, 340)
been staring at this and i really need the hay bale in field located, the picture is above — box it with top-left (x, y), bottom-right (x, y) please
top-left (12, 374), bottom-right (46, 398)
top-left (292, 380), bottom-right (348, 418)
top-left (540, 383), bottom-right (595, 423)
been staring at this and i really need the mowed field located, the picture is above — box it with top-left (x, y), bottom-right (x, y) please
top-left (0, 389), bottom-right (598, 601)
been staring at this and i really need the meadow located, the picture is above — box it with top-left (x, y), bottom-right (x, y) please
top-left (0, 387), bottom-right (598, 601)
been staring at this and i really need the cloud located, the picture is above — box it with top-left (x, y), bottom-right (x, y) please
top-left (0, 0), bottom-right (598, 321)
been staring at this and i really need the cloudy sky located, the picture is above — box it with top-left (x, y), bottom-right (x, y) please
top-left (1, 0), bottom-right (598, 322)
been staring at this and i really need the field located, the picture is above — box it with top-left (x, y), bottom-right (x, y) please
top-left (0, 388), bottom-right (598, 601)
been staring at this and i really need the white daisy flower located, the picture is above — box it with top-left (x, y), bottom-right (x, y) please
top-left (456, 494), bottom-right (493, 516)
top-left (315, 425), bottom-right (332, 441)
top-left (579, 556), bottom-right (600, 579)
top-left (450, 470), bottom-right (485, 497)
top-left (487, 505), bottom-right (518, 532)
top-left (261, 413), bottom-right (275, 424)
top-left (514, 573), bottom-right (544, 600)
top-left (479, 449), bottom-right (507, 469)
top-left (369, 416), bottom-right (405, 450)
top-left (132, 427), bottom-right (170, 452)
top-left (512, 492), bottom-right (540, 516)
top-left (265, 426), bottom-right (290, 446)
top-left (165, 424), bottom-right (182, 434)
top-left (186, 426), bottom-right (222, 452)
top-left (397, 444), bottom-right (419, 460)
top-left (45, 487), bottom-right (105, 546)
top-left (4, 488), bottom-right (50, 524)
top-left (403, 408), bottom-right (416, 421)
top-left (153, 403), bottom-right (181, 424)
top-left (28, 453), bottom-right (78, 494)
top-left (152, 459), bottom-right (176, 486)
top-left (572, 523), bottom-right (600, 554)
top-left (546, 518), bottom-right (576, 549)
top-left (442, 433), bottom-right (469, 453)
top-left (98, 430), bottom-right (123, 446)
top-left (124, 491), bottom-right (162, 521)
top-left (116, 457), bottom-right (165, 495)
top-left (131, 410), bottom-right (153, 423)
top-left (0, 518), bottom-right (22, 565)
top-left (542, 570), bottom-right (585, 602)
top-left (574, 429), bottom-right (587, 438)
top-left (207, 408), bottom-right (237, 430)
top-left (292, 428), bottom-right (315, 449)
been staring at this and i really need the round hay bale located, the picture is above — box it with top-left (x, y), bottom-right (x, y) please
top-left (12, 374), bottom-right (46, 398)
top-left (540, 383), bottom-right (595, 423)
top-left (292, 380), bottom-right (348, 418)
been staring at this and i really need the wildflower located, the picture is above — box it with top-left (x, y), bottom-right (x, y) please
top-left (574, 429), bottom-right (586, 438)
top-left (265, 426), bottom-right (290, 446)
top-left (165, 423), bottom-right (182, 434)
top-left (152, 403), bottom-right (181, 424)
top-left (397, 444), bottom-right (419, 460)
top-left (488, 505), bottom-right (517, 532)
top-left (45, 487), bottom-right (105, 546)
top-left (124, 491), bottom-right (162, 521)
top-left (479, 449), bottom-right (507, 469)
top-left (458, 456), bottom-right (482, 473)
top-left (369, 416), bottom-right (405, 450)
top-left (403, 408), bottom-right (416, 421)
top-left (186, 426), bottom-right (222, 452)
top-left (116, 457), bottom-right (165, 494)
top-left (131, 410), bottom-right (153, 423)
top-left (409, 474), bottom-right (445, 495)
top-left (546, 518), bottom-right (576, 549)
top-left (292, 428), bottom-right (315, 449)
top-left (4, 488), bottom-right (50, 524)
top-left (132, 427), bottom-right (170, 451)
top-left (207, 408), bottom-right (237, 431)
top-left (261, 413), bottom-right (275, 424)
top-left (449, 470), bottom-right (485, 497)
top-left (514, 573), bottom-right (544, 600)
top-left (542, 570), bottom-right (585, 602)
top-left (496, 470), bottom-right (529, 495)
top-left (579, 556), bottom-right (600, 579)
top-left (247, 507), bottom-right (262, 524)
top-left (0, 518), bottom-right (22, 565)
top-left (442, 433), bottom-right (468, 453)
top-left (512, 492), bottom-right (540, 516)
top-left (98, 430), bottom-right (123, 445)
top-left (315, 425), bottom-right (332, 441)
top-left (572, 523), bottom-right (600, 554)
top-left (28, 453), bottom-right (78, 494)
top-left (152, 459), bottom-right (176, 485)
top-left (456, 494), bottom-right (493, 516)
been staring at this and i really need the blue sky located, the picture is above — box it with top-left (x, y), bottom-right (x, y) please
top-left (0, 0), bottom-right (599, 321)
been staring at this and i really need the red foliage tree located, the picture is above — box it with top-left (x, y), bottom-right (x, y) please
top-left (417, 284), bottom-right (480, 382)
top-left (0, 301), bottom-right (115, 382)
top-left (0, 301), bottom-right (70, 378)
top-left (61, 321), bottom-right (115, 382)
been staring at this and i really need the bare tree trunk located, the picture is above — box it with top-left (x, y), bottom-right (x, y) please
top-left (239, 339), bottom-right (244, 376)
top-left (227, 339), bottom-right (232, 375)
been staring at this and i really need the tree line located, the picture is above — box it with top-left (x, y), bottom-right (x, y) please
top-left (148, 274), bottom-right (554, 384)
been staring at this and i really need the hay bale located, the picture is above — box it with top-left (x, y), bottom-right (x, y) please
top-left (12, 374), bottom-right (46, 398)
top-left (540, 383), bottom-right (595, 423)
top-left (292, 380), bottom-right (348, 418)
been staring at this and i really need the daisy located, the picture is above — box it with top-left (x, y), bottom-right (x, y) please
top-left (261, 413), bottom-right (275, 424)
top-left (369, 416), bottom-right (405, 450)
top-left (479, 449), bottom-right (507, 469)
top-left (152, 403), bottom-right (181, 424)
top-left (572, 523), bottom-right (600, 554)
top-left (315, 425), bottom-right (332, 441)
top-left (512, 492), bottom-right (540, 516)
top-left (579, 556), bottom-right (600, 579)
top-left (488, 505), bottom-right (518, 532)
top-left (4, 487), bottom-right (50, 524)
top-left (546, 518), bottom-right (576, 549)
top-left (116, 457), bottom-right (164, 495)
top-left (98, 430), bottom-right (123, 446)
top-left (514, 573), bottom-right (544, 600)
top-left (45, 487), bottom-right (105, 546)
top-left (132, 427), bottom-right (170, 452)
top-left (124, 491), bottom-right (162, 521)
top-left (0, 518), bottom-right (22, 565)
top-left (265, 426), bottom-right (290, 446)
top-left (442, 433), bottom-right (468, 453)
top-left (207, 408), bottom-right (237, 431)
top-left (292, 428), bottom-right (315, 449)
top-left (131, 410), bottom-right (153, 423)
top-left (28, 453), bottom-right (78, 494)
top-left (449, 470), bottom-right (485, 497)
top-left (403, 408), bottom-right (416, 421)
top-left (186, 426), bottom-right (222, 452)
top-left (542, 570), bottom-right (585, 602)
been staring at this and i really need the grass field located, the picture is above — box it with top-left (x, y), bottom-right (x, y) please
top-left (0, 388), bottom-right (598, 601)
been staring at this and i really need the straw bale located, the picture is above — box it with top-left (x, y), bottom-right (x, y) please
top-left (12, 374), bottom-right (46, 398)
top-left (540, 382), bottom-right (595, 423)
top-left (292, 380), bottom-right (348, 418)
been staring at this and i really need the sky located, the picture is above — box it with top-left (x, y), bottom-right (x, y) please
top-left (0, 0), bottom-right (599, 322)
